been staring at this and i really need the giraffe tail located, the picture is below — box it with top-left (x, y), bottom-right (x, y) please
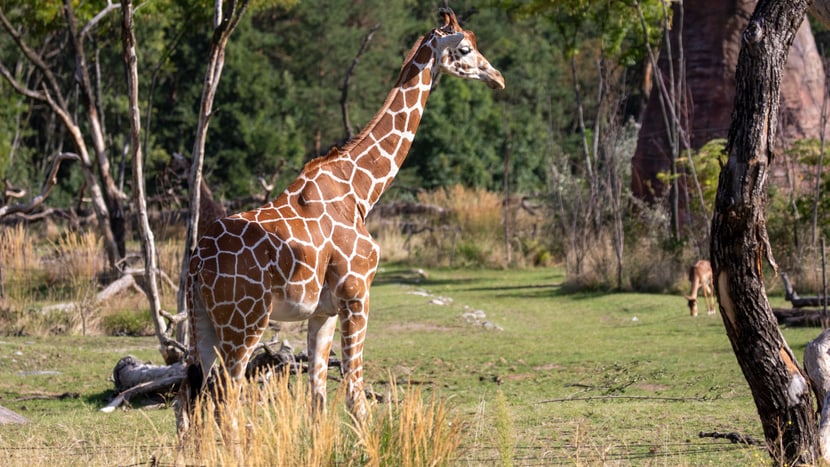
top-left (186, 362), bottom-right (204, 402)
top-left (184, 255), bottom-right (220, 400)
top-left (183, 254), bottom-right (207, 404)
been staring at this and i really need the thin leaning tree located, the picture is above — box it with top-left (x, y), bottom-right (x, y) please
top-left (711, 0), bottom-right (830, 464)
top-left (118, 0), bottom-right (253, 363)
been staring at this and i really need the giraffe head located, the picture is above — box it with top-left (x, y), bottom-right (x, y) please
top-left (432, 8), bottom-right (505, 90)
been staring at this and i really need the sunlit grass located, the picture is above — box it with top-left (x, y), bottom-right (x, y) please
top-left (0, 237), bottom-right (795, 465)
top-left (176, 370), bottom-right (462, 466)
top-left (0, 224), bottom-right (40, 310)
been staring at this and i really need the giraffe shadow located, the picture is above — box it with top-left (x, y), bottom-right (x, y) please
top-left (455, 283), bottom-right (568, 300)
top-left (373, 267), bottom-right (476, 287)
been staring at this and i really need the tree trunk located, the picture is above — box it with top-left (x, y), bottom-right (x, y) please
top-left (121, 0), bottom-right (183, 364)
top-left (711, 0), bottom-right (817, 464)
top-left (62, 1), bottom-right (127, 268)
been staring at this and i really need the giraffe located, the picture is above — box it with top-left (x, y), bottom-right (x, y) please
top-left (175, 7), bottom-right (504, 431)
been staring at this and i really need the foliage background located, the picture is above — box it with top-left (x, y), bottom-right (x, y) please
top-left (2, 1), bottom-right (830, 291)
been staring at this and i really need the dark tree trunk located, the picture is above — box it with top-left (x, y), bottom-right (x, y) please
top-left (711, 0), bottom-right (817, 464)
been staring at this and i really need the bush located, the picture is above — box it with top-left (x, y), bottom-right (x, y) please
top-left (101, 310), bottom-right (154, 337)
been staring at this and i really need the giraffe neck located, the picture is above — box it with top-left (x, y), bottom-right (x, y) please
top-left (336, 35), bottom-right (439, 214)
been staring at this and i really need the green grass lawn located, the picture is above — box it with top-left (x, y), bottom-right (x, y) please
top-left (0, 264), bottom-right (818, 465)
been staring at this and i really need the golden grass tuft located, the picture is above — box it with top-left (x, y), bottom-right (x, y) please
top-left (0, 226), bottom-right (122, 335)
top-left (48, 230), bottom-right (105, 335)
top-left (418, 185), bottom-right (503, 236)
top-left (177, 372), bottom-right (463, 466)
top-left (49, 230), bottom-right (104, 284)
top-left (358, 380), bottom-right (463, 466)
top-left (0, 224), bottom-right (40, 305)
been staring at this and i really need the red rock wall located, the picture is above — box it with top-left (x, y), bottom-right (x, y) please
top-left (631, 0), bottom-right (825, 205)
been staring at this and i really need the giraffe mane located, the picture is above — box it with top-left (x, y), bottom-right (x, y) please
top-left (302, 146), bottom-right (345, 174)
top-left (340, 33), bottom-right (432, 154)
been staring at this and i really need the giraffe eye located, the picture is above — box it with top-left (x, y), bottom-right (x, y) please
top-left (459, 45), bottom-right (471, 55)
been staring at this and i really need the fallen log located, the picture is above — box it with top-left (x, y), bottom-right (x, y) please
top-left (781, 272), bottom-right (830, 308)
top-left (101, 355), bottom-right (185, 413)
top-left (103, 341), bottom-right (341, 412)
top-left (698, 430), bottom-right (765, 446)
top-left (772, 307), bottom-right (825, 327)
top-left (112, 355), bottom-right (184, 393)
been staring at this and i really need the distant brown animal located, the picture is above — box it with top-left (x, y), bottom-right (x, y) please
top-left (686, 260), bottom-right (715, 316)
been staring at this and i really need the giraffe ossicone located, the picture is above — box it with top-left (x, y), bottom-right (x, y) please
top-left (176, 7), bottom-right (504, 431)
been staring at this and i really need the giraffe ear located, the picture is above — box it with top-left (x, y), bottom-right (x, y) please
top-left (435, 32), bottom-right (464, 51)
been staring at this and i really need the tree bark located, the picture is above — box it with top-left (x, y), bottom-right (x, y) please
top-left (121, 0), bottom-right (183, 364)
top-left (711, 0), bottom-right (817, 464)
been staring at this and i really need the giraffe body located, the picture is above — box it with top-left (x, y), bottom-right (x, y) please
top-left (177, 8), bottom-right (504, 430)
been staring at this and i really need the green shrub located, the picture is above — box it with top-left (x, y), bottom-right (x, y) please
top-left (454, 239), bottom-right (491, 267)
top-left (101, 310), bottom-right (154, 336)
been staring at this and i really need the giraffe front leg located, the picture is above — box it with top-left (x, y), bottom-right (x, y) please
top-left (307, 314), bottom-right (337, 417)
top-left (340, 299), bottom-right (369, 422)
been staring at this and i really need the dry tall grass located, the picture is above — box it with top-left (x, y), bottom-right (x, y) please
top-left (177, 372), bottom-right (462, 466)
top-left (371, 186), bottom-right (549, 268)
top-left (358, 379), bottom-right (463, 466)
top-left (0, 226), bottom-right (125, 335)
top-left (0, 224), bottom-right (39, 309)
top-left (49, 230), bottom-right (103, 283)
top-left (49, 230), bottom-right (105, 334)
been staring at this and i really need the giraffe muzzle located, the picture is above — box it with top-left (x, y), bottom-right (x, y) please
top-left (482, 66), bottom-right (505, 90)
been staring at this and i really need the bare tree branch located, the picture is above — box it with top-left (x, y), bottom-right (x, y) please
top-left (121, 0), bottom-right (183, 364)
top-left (0, 7), bottom-right (67, 108)
top-left (0, 152), bottom-right (79, 218)
top-left (341, 23), bottom-right (380, 138)
top-left (0, 62), bottom-right (46, 102)
top-left (80, 1), bottom-right (121, 38)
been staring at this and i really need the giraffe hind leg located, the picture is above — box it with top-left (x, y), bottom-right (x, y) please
top-left (176, 286), bottom-right (221, 433)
